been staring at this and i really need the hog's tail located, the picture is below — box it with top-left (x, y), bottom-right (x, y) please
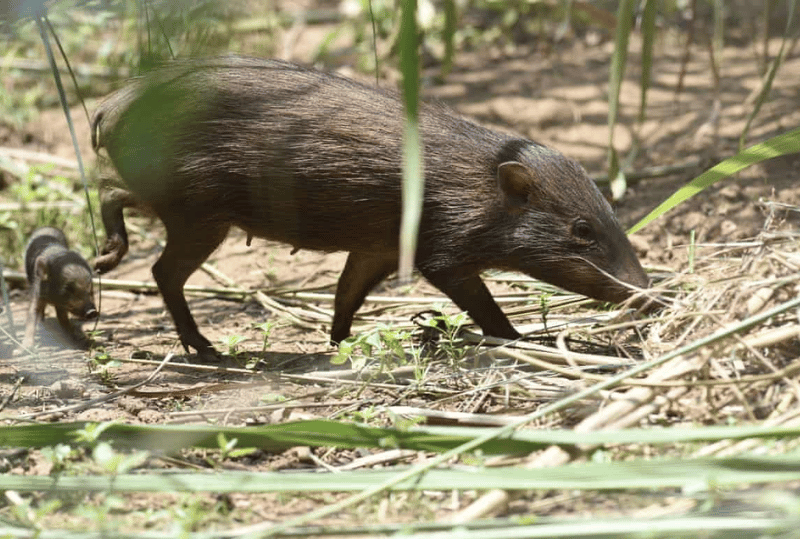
top-left (91, 83), bottom-right (142, 153)
top-left (91, 110), bottom-right (104, 152)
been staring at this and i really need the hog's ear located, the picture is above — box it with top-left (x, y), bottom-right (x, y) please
top-left (497, 161), bottom-right (535, 210)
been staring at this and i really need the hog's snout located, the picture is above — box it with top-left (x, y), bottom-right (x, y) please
top-left (562, 250), bottom-right (649, 305)
top-left (615, 264), bottom-right (650, 298)
top-left (81, 306), bottom-right (99, 320)
top-left (597, 233), bottom-right (650, 303)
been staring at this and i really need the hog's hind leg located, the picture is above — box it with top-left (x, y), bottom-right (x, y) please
top-left (152, 217), bottom-right (229, 361)
top-left (331, 252), bottom-right (397, 344)
top-left (94, 180), bottom-right (139, 273)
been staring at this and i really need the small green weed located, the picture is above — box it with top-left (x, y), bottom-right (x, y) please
top-left (218, 334), bottom-right (247, 358)
top-left (40, 443), bottom-right (78, 473)
top-left (5, 490), bottom-right (62, 533)
top-left (87, 348), bottom-right (122, 384)
top-left (417, 307), bottom-right (470, 364)
top-left (343, 405), bottom-right (380, 424)
top-left (252, 320), bottom-right (277, 352)
top-left (171, 495), bottom-right (219, 534)
top-left (332, 324), bottom-right (414, 375)
top-left (205, 433), bottom-right (257, 467)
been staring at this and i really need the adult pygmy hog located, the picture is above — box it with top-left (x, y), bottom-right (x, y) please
top-left (23, 227), bottom-right (98, 349)
top-left (92, 55), bottom-right (648, 361)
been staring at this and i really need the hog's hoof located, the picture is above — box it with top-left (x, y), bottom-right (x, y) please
top-left (194, 347), bottom-right (222, 363)
top-left (93, 252), bottom-right (122, 274)
top-left (93, 237), bottom-right (128, 274)
top-left (183, 337), bottom-right (220, 363)
top-left (329, 326), bottom-right (351, 347)
top-left (73, 333), bottom-right (95, 350)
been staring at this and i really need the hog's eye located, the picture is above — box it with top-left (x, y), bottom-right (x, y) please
top-left (64, 282), bottom-right (76, 295)
top-left (572, 219), bottom-right (595, 242)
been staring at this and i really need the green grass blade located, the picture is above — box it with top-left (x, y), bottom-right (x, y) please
top-left (629, 125), bottom-right (800, 234)
top-left (606, 0), bottom-right (636, 196)
top-left (0, 515), bottom-right (795, 539)
top-left (608, 146), bottom-right (626, 200)
top-left (0, 420), bottom-right (544, 454)
top-left (36, 17), bottom-right (100, 257)
top-left (398, 0), bottom-right (424, 282)
top-left (739, 0), bottom-right (796, 149)
top-left (713, 0), bottom-right (724, 73)
top-left (741, 44), bottom-right (786, 150)
top-left (4, 454), bottom-right (800, 493)
top-left (261, 515), bottom-right (796, 539)
top-left (6, 420), bottom-right (800, 454)
top-left (441, 0), bottom-right (457, 77)
top-left (366, 0), bottom-right (380, 84)
top-left (638, 0), bottom-right (657, 125)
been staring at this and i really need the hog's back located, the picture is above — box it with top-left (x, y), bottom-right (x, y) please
top-left (95, 57), bottom-right (501, 254)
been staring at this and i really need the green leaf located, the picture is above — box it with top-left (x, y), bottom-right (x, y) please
top-left (4, 454), bottom-right (800, 493)
top-left (638, 0), bottom-right (658, 125)
top-left (398, 0), bottom-right (424, 283)
top-left (7, 420), bottom-right (800, 455)
top-left (629, 126), bottom-right (800, 234)
top-left (739, 0), bottom-right (796, 148)
top-left (441, 0), bottom-right (457, 77)
top-left (606, 0), bottom-right (636, 182)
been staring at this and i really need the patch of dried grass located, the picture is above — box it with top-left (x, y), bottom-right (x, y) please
top-left (447, 200), bottom-right (800, 521)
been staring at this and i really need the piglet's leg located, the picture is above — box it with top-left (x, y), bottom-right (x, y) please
top-left (22, 258), bottom-right (48, 349)
top-left (56, 306), bottom-right (92, 348)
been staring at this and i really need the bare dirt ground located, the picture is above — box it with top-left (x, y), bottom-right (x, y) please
top-left (1, 18), bottom-right (800, 528)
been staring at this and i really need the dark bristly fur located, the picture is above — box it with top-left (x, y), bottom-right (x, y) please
top-left (23, 226), bottom-right (98, 349)
top-left (91, 55), bottom-right (649, 361)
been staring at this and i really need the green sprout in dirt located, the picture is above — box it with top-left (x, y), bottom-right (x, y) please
top-left (333, 324), bottom-right (415, 383)
top-left (87, 348), bottom-right (122, 385)
top-left (75, 493), bottom-right (126, 537)
top-left (385, 407), bottom-right (426, 431)
top-left (218, 334), bottom-right (247, 358)
top-left (259, 393), bottom-right (288, 405)
top-left (58, 423), bottom-right (150, 477)
top-left (40, 443), bottom-right (78, 474)
top-left (342, 405), bottom-right (380, 425)
top-left (252, 320), bottom-right (277, 352)
top-left (170, 495), bottom-right (226, 534)
top-left (4, 491), bottom-right (62, 534)
top-left (205, 434), bottom-right (257, 468)
top-left (419, 307), bottom-right (470, 364)
top-left (92, 441), bottom-right (149, 476)
top-left (91, 440), bottom-right (149, 477)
